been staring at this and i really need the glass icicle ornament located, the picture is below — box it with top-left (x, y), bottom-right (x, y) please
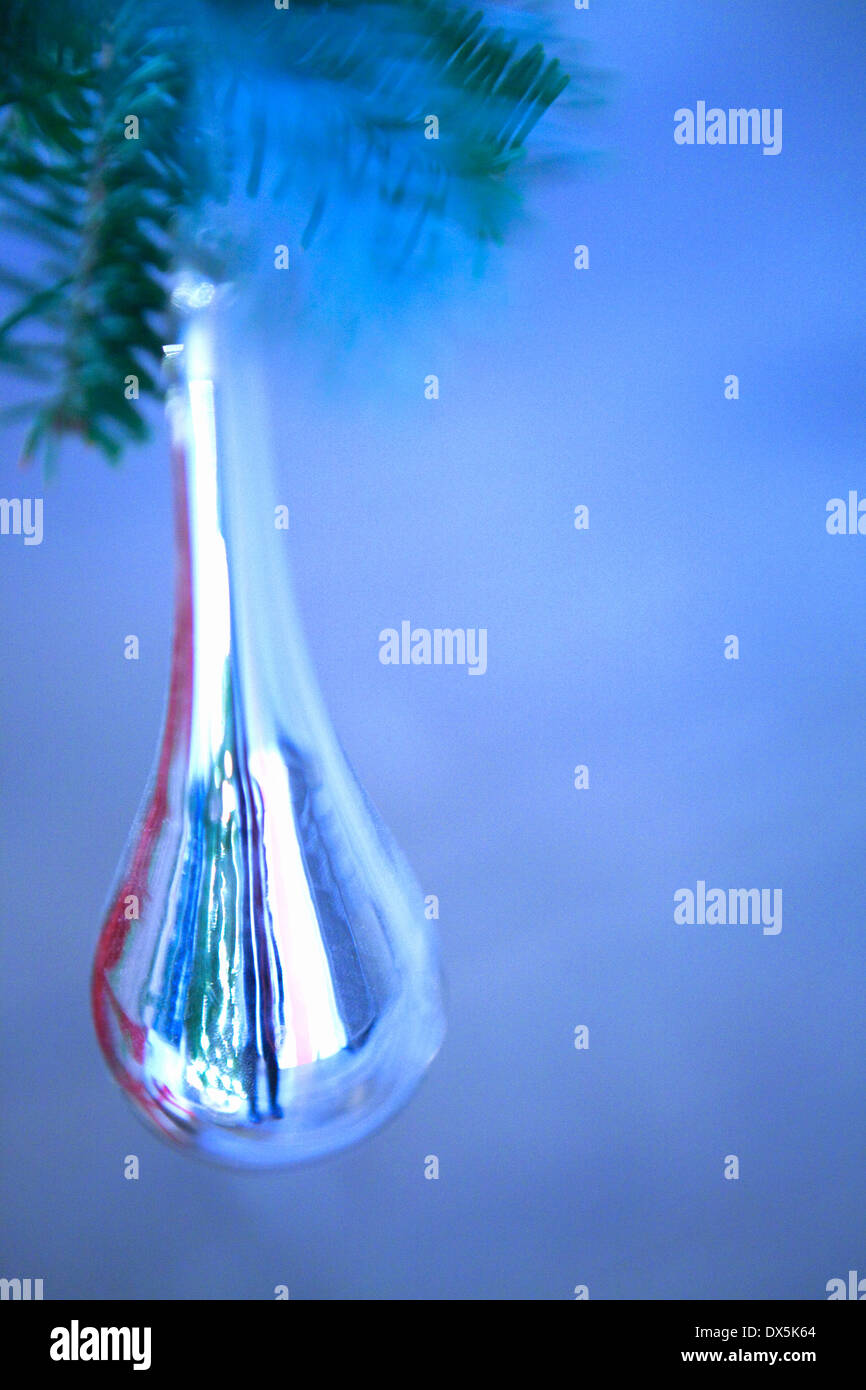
top-left (91, 277), bottom-right (445, 1167)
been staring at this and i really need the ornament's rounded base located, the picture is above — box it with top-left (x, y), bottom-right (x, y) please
top-left (94, 974), bottom-right (445, 1169)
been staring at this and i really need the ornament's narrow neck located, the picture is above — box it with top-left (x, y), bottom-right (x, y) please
top-left (166, 289), bottom-right (323, 764)
top-left (178, 368), bottom-right (234, 779)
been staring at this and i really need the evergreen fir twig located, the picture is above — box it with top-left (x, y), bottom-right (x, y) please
top-left (0, 0), bottom-right (596, 468)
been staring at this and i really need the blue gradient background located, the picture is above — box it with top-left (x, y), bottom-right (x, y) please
top-left (1, 0), bottom-right (864, 1299)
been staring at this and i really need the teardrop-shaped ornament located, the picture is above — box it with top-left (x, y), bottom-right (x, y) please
top-left (92, 280), bottom-right (445, 1167)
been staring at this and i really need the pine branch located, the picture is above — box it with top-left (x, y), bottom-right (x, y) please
top-left (0, 0), bottom-right (593, 468)
top-left (0, 2), bottom-right (201, 464)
